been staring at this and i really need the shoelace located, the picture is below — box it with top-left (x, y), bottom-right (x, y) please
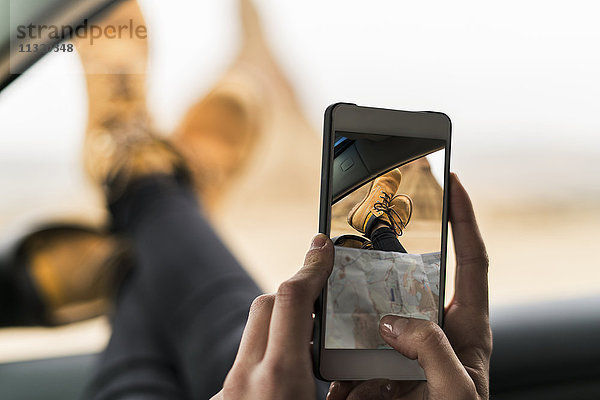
top-left (360, 241), bottom-right (373, 249)
top-left (373, 191), bottom-right (407, 236)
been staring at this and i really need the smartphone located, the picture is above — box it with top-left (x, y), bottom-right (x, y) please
top-left (313, 103), bottom-right (451, 381)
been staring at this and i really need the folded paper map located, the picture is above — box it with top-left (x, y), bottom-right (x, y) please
top-left (325, 246), bottom-right (441, 349)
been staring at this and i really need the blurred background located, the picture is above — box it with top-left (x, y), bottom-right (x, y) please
top-left (0, 0), bottom-right (599, 363)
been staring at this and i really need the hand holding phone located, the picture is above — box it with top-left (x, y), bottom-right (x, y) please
top-left (327, 174), bottom-right (491, 400)
top-left (212, 234), bottom-right (334, 400)
top-left (214, 174), bottom-right (490, 400)
top-left (215, 104), bottom-right (490, 400)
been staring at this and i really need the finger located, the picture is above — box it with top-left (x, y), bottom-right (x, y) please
top-left (209, 391), bottom-right (223, 400)
top-left (379, 316), bottom-right (476, 398)
top-left (234, 294), bottom-right (275, 365)
top-left (327, 381), bottom-right (357, 400)
top-left (265, 234), bottom-right (334, 362)
top-left (449, 173), bottom-right (489, 311)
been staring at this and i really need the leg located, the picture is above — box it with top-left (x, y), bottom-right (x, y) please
top-left (78, 0), bottom-right (329, 396)
top-left (76, 1), bottom-right (258, 396)
top-left (108, 175), bottom-right (261, 398)
top-left (98, 175), bottom-right (330, 399)
top-left (86, 176), bottom-right (262, 400)
top-left (370, 226), bottom-right (408, 253)
top-left (85, 274), bottom-right (187, 400)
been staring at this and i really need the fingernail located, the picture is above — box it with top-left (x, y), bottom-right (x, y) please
top-left (381, 322), bottom-right (394, 336)
top-left (379, 316), bottom-right (409, 337)
top-left (311, 234), bottom-right (328, 250)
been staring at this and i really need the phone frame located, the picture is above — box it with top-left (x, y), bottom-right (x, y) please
top-left (313, 103), bottom-right (452, 381)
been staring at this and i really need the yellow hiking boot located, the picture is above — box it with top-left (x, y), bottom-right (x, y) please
top-left (172, 0), bottom-right (305, 211)
top-left (347, 168), bottom-right (413, 236)
top-left (172, 85), bottom-right (260, 210)
top-left (389, 194), bottom-right (413, 234)
top-left (76, 0), bottom-right (188, 199)
top-left (76, 0), bottom-right (149, 182)
top-left (172, 0), bottom-right (273, 211)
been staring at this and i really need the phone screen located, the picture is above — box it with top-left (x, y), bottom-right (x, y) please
top-left (324, 131), bottom-right (447, 349)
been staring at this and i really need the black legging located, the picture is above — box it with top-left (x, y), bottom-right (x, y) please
top-left (85, 175), bottom-right (329, 399)
top-left (370, 226), bottom-right (407, 253)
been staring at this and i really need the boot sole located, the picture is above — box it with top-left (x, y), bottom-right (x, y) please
top-left (393, 194), bottom-right (414, 234)
top-left (346, 181), bottom-right (374, 234)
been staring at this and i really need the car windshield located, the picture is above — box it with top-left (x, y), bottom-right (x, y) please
top-left (0, 0), bottom-right (599, 365)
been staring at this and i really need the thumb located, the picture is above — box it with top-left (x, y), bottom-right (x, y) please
top-left (300, 233), bottom-right (334, 280)
top-left (379, 316), bottom-right (476, 398)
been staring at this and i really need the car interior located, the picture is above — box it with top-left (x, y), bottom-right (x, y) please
top-left (332, 133), bottom-right (444, 203)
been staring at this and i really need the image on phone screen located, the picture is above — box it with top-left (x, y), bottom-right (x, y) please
top-left (325, 132), bottom-right (446, 349)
